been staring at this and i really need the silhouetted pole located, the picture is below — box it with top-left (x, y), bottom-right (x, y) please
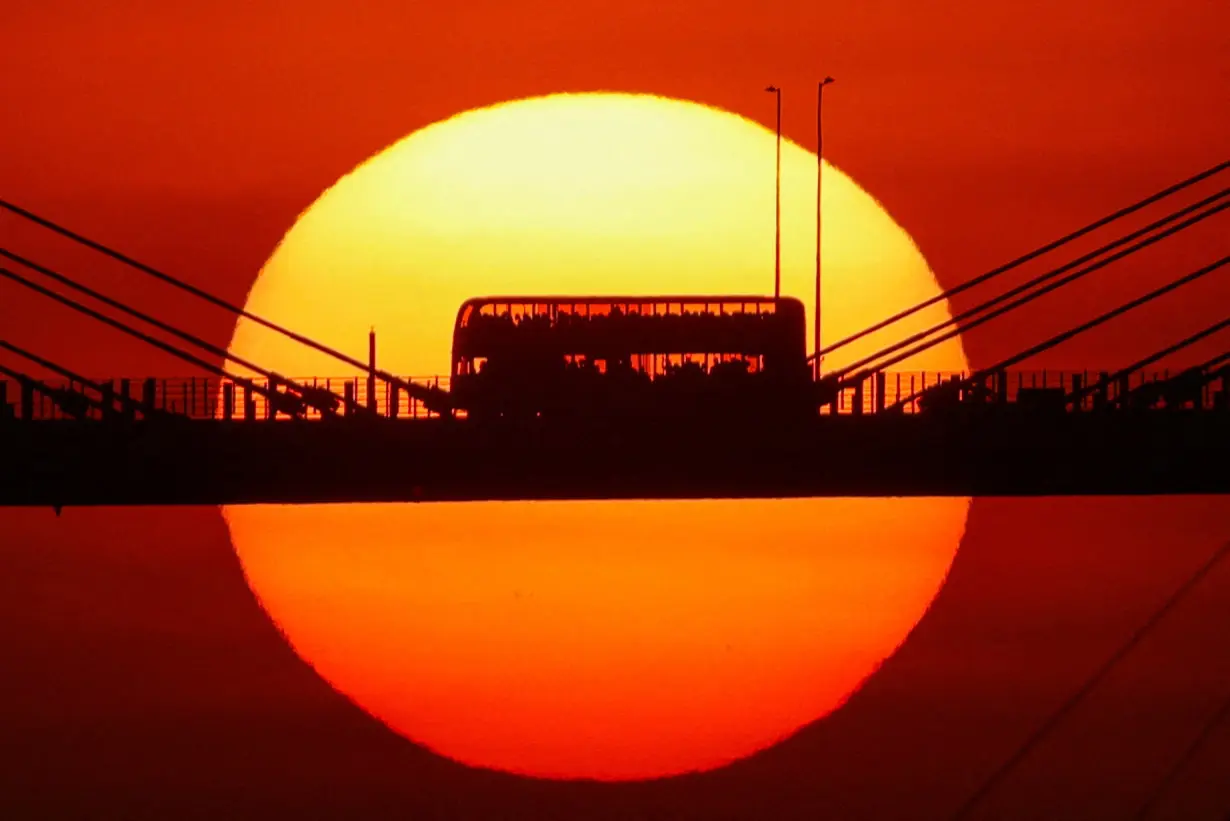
top-left (766, 85), bottom-right (782, 298)
top-left (815, 77), bottom-right (835, 381)
top-left (368, 328), bottom-right (377, 412)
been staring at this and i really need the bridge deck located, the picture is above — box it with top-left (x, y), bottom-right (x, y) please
top-left (2, 408), bottom-right (1226, 506)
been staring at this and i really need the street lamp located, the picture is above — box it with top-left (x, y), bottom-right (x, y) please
top-left (815, 76), bottom-right (835, 380)
top-left (765, 85), bottom-right (782, 299)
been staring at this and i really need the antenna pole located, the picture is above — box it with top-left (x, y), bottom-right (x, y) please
top-left (773, 87), bottom-right (783, 299)
top-left (368, 327), bottom-right (377, 412)
top-left (816, 77), bottom-right (835, 380)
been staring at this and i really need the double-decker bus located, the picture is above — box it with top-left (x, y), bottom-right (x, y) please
top-left (449, 295), bottom-right (810, 419)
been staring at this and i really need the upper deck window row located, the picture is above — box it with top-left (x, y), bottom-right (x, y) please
top-left (459, 299), bottom-right (786, 328)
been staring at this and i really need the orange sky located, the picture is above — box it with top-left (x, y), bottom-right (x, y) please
top-left (2, 1), bottom-right (1227, 375)
top-left (0, 2), bottom-right (1228, 818)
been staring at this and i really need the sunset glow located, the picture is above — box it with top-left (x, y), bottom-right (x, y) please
top-left (223, 93), bottom-right (970, 780)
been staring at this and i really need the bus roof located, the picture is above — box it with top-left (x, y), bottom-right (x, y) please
top-left (459, 295), bottom-right (800, 306)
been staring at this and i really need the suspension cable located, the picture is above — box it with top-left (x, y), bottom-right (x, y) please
top-left (0, 247), bottom-right (289, 387)
top-left (0, 246), bottom-right (360, 416)
top-left (810, 159), bottom-right (1229, 363)
top-left (0, 339), bottom-right (152, 416)
top-left (830, 189), bottom-right (1229, 381)
top-left (1133, 693), bottom-right (1230, 820)
top-left (949, 538), bottom-right (1230, 820)
top-left (0, 267), bottom-right (299, 415)
top-left (0, 361), bottom-right (99, 419)
top-left (1067, 320), bottom-right (1230, 406)
top-left (0, 195), bottom-right (446, 408)
top-left (862, 201), bottom-right (1228, 386)
top-left (890, 255), bottom-right (1229, 412)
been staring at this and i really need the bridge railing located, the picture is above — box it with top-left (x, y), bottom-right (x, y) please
top-left (0, 369), bottom-right (1224, 422)
top-left (851, 368), bottom-right (1228, 415)
top-left (0, 375), bottom-right (454, 422)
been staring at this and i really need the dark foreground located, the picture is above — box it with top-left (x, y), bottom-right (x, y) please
top-left (2, 408), bottom-right (1227, 507)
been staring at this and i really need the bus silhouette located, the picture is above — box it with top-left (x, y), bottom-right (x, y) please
top-left (449, 296), bottom-right (810, 420)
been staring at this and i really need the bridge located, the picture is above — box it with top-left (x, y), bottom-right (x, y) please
top-left (1, 161), bottom-right (1227, 506)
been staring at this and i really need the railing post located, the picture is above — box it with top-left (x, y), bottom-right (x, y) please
top-left (368, 329), bottom-right (378, 413)
top-left (1070, 373), bottom-right (1083, 411)
top-left (142, 378), bottom-right (157, 416)
top-left (851, 379), bottom-right (864, 416)
top-left (1094, 371), bottom-right (1109, 409)
top-left (0, 381), bottom-right (7, 420)
top-left (118, 379), bottom-right (132, 419)
top-left (874, 372), bottom-right (886, 414)
top-left (20, 381), bottom-right (34, 420)
top-left (344, 382), bottom-right (355, 417)
top-left (389, 383), bottom-right (400, 419)
top-left (100, 380), bottom-right (115, 420)
top-left (222, 383), bottom-right (234, 421)
top-left (243, 384), bottom-right (255, 421)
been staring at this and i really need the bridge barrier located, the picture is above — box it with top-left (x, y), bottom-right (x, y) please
top-left (844, 368), bottom-right (1230, 415)
top-left (1, 369), bottom-right (1225, 422)
top-left (0, 375), bottom-right (458, 422)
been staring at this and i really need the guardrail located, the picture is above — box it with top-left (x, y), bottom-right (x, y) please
top-left (0, 375), bottom-right (452, 422)
top-left (0, 369), bottom-right (1225, 422)
top-left (830, 369), bottom-right (1228, 415)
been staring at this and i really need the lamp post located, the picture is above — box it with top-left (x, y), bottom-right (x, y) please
top-left (765, 85), bottom-right (782, 299)
top-left (815, 76), bottom-right (835, 381)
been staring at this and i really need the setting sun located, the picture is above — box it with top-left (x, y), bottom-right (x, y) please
top-left (223, 93), bottom-right (969, 780)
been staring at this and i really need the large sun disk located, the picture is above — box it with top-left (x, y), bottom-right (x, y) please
top-left (224, 92), bottom-right (969, 780)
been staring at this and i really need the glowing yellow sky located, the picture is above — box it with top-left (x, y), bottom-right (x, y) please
top-left (231, 92), bottom-right (964, 378)
top-left (224, 93), bottom-right (969, 781)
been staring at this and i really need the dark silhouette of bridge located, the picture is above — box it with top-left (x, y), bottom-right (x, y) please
top-left (1, 161), bottom-right (1227, 507)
